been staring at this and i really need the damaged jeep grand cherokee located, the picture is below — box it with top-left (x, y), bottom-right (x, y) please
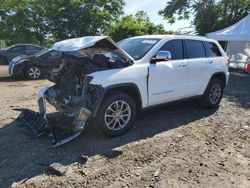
top-left (15, 35), bottom-right (230, 147)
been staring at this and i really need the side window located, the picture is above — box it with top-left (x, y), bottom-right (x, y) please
top-left (203, 42), bottom-right (222, 57)
top-left (42, 50), bottom-right (60, 58)
top-left (26, 45), bottom-right (35, 50)
top-left (160, 39), bottom-right (184, 60)
top-left (26, 45), bottom-right (42, 51)
top-left (9, 46), bottom-right (24, 53)
top-left (186, 40), bottom-right (206, 59)
top-left (50, 50), bottom-right (61, 57)
top-left (218, 41), bottom-right (227, 51)
top-left (33, 46), bottom-right (42, 51)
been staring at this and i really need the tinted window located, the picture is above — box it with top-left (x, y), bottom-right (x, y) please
top-left (41, 50), bottom-right (61, 58)
top-left (186, 40), bottom-right (206, 59)
top-left (8, 46), bottom-right (24, 53)
top-left (204, 42), bottom-right (222, 57)
top-left (218, 41), bottom-right (227, 51)
top-left (160, 39), bottom-right (183, 60)
top-left (26, 45), bottom-right (41, 50)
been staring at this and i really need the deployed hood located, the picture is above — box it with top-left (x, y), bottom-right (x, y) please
top-left (52, 36), bottom-right (134, 61)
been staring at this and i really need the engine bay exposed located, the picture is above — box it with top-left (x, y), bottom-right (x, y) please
top-left (15, 37), bottom-right (133, 147)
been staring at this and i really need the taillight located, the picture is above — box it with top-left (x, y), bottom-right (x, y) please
top-left (227, 59), bottom-right (231, 65)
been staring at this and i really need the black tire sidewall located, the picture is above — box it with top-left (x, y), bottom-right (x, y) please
top-left (26, 65), bottom-right (42, 80)
top-left (94, 92), bottom-right (137, 137)
top-left (202, 78), bottom-right (224, 108)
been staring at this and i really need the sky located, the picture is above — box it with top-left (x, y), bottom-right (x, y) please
top-left (124, 0), bottom-right (193, 32)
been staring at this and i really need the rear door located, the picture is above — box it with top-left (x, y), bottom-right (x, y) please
top-left (148, 39), bottom-right (189, 105)
top-left (185, 40), bottom-right (211, 97)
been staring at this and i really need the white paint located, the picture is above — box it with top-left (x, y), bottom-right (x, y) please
top-left (90, 35), bottom-right (229, 108)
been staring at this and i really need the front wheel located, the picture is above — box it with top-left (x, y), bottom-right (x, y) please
top-left (200, 78), bottom-right (224, 108)
top-left (93, 92), bottom-right (137, 137)
top-left (26, 66), bottom-right (42, 80)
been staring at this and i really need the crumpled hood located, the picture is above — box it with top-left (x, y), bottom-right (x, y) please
top-left (52, 36), bottom-right (134, 61)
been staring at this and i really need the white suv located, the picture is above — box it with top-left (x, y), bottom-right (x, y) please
top-left (16, 35), bottom-right (230, 146)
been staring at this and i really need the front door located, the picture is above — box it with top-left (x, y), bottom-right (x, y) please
top-left (148, 39), bottom-right (188, 105)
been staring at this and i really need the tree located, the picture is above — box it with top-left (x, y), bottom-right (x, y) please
top-left (159, 0), bottom-right (250, 35)
top-left (107, 11), bottom-right (173, 42)
top-left (0, 0), bottom-right (125, 45)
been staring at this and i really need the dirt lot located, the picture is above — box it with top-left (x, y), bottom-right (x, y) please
top-left (0, 65), bottom-right (249, 188)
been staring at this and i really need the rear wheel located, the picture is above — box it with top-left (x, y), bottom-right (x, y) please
top-left (93, 92), bottom-right (136, 137)
top-left (26, 66), bottom-right (42, 79)
top-left (200, 78), bottom-right (224, 108)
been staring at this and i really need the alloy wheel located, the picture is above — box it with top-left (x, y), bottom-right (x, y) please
top-left (28, 67), bottom-right (41, 79)
top-left (209, 83), bottom-right (222, 104)
top-left (104, 100), bottom-right (131, 131)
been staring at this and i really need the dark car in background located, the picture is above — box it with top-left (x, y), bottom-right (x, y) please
top-left (9, 49), bottom-right (62, 79)
top-left (0, 44), bottom-right (43, 64)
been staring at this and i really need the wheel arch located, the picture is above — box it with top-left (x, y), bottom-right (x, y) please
top-left (92, 83), bottom-right (142, 118)
top-left (25, 63), bottom-right (43, 79)
top-left (203, 71), bottom-right (226, 96)
top-left (210, 72), bottom-right (227, 89)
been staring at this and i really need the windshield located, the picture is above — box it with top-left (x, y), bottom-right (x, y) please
top-left (118, 38), bottom-right (160, 60)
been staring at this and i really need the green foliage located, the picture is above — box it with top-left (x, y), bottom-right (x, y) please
top-left (159, 0), bottom-right (250, 35)
top-left (107, 11), bottom-right (173, 42)
top-left (0, 0), bottom-right (125, 45)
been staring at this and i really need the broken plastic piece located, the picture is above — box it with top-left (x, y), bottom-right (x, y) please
top-left (47, 126), bottom-right (82, 147)
top-left (73, 107), bottom-right (92, 131)
top-left (15, 109), bottom-right (47, 138)
top-left (14, 109), bottom-right (83, 147)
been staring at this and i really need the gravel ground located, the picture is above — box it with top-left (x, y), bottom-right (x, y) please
top-left (0, 65), bottom-right (249, 188)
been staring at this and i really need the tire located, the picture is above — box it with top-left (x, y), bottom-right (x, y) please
top-left (26, 66), bottom-right (42, 80)
top-left (200, 78), bottom-right (224, 108)
top-left (0, 56), bottom-right (8, 65)
top-left (93, 92), bottom-right (137, 137)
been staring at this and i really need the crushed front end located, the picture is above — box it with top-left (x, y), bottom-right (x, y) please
top-left (15, 36), bottom-right (133, 147)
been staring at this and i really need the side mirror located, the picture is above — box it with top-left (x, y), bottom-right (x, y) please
top-left (151, 51), bottom-right (172, 63)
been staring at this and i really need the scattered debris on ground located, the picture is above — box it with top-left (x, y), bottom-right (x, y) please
top-left (0, 66), bottom-right (249, 187)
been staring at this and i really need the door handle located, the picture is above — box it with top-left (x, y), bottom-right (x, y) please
top-left (178, 64), bottom-right (187, 68)
top-left (206, 61), bottom-right (213, 64)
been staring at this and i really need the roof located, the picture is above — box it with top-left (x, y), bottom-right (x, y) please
top-left (207, 14), bottom-right (250, 41)
top-left (130, 34), bottom-right (217, 42)
top-left (52, 35), bottom-right (218, 52)
top-left (12, 44), bottom-right (41, 47)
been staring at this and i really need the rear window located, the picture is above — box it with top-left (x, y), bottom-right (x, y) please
top-left (186, 40), bottom-right (206, 59)
top-left (203, 42), bottom-right (222, 57)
